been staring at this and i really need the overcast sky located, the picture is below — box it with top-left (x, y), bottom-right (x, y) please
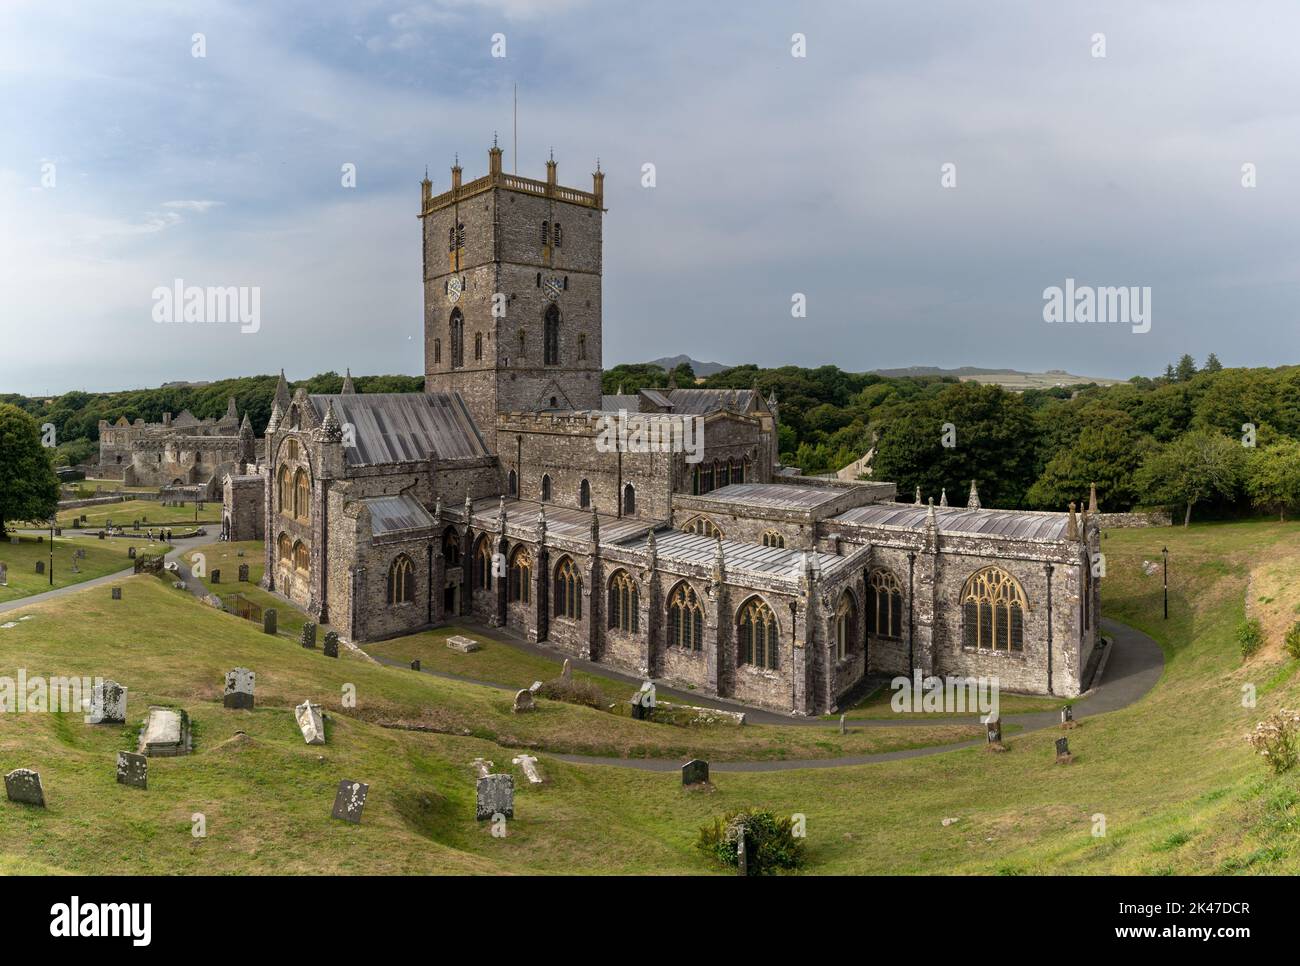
top-left (3, 0), bottom-right (1299, 396)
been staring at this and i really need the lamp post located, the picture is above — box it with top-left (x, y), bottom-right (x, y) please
top-left (1162, 546), bottom-right (1168, 620)
top-left (48, 516), bottom-right (54, 586)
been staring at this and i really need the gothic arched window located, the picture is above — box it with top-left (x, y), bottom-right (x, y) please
top-left (473, 536), bottom-right (494, 590)
top-left (738, 597), bottom-right (779, 670)
top-left (387, 554), bottom-right (415, 605)
top-left (608, 570), bottom-right (639, 634)
top-left (509, 546), bottom-right (531, 604)
top-left (293, 540), bottom-right (309, 573)
top-left (553, 223), bottom-right (563, 247)
top-left (508, 469), bottom-right (518, 496)
top-left (543, 304), bottom-right (560, 366)
top-left (867, 569), bottom-right (903, 640)
top-left (450, 308), bottom-right (465, 369)
top-left (667, 582), bottom-right (703, 651)
top-left (579, 478), bottom-right (590, 508)
top-left (835, 591), bottom-right (857, 661)
top-left (553, 556), bottom-right (581, 620)
top-left (293, 468), bottom-right (310, 522)
top-left (474, 332), bottom-right (483, 361)
top-left (962, 567), bottom-right (1026, 652)
top-left (683, 516), bottom-right (723, 538)
top-left (441, 526), bottom-right (461, 566)
top-left (761, 530), bottom-right (785, 548)
top-left (434, 338), bottom-right (441, 364)
top-left (277, 532), bottom-right (292, 562)
top-left (541, 474), bottom-right (552, 502)
top-left (622, 483), bottom-right (636, 516)
top-left (277, 466), bottom-right (290, 513)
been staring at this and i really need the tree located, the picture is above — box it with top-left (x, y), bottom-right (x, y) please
top-left (1026, 412), bottom-right (1149, 510)
top-left (1175, 354), bottom-right (1198, 382)
top-left (1245, 439), bottom-right (1300, 521)
top-left (1204, 352), bottom-right (1223, 373)
top-left (1136, 429), bottom-right (1245, 526)
top-left (0, 403), bottom-right (60, 533)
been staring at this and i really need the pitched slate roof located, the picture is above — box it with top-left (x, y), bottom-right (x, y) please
top-left (308, 393), bottom-right (487, 466)
top-left (662, 388), bottom-right (757, 414)
top-left (832, 503), bottom-right (1071, 542)
top-left (617, 528), bottom-right (849, 579)
top-left (456, 498), bottom-right (648, 544)
top-left (600, 394), bottom-right (642, 412)
top-left (693, 482), bottom-right (843, 510)
top-left (363, 494), bottom-right (438, 536)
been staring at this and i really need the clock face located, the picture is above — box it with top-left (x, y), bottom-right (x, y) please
top-left (447, 275), bottom-right (463, 303)
top-left (543, 276), bottom-right (562, 301)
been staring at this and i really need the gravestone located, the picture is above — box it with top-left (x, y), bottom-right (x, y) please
top-left (98, 531), bottom-right (105, 540)
top-left (410, 659), bottom-right (421, 672)
top-left (986, 716), bottom-right (1003, 745)
top-left (0, 563), bottom-right (6, 586)
top-left (295, 700), bottom-right (325, 745)
top-left (1060, 705), bottom-right (1075, 729)
top-left (561, 658), bottom-right (572, 682)
top-left (211, 569), bottom-right (220, 584)
top-left (446, 635), bottom-right (481, 653)
top-left (322, 631), bottom-right (339, 658)
top-left (737, 831), bottom-right (748, 876)
top-left (512, 754), bottom-right (544, 785)
top-left (470, 758), bottom-right (494, 779)
top-left (89, 679), bottom-right (127, 724)
top-left (128, 547), bottom-right (136, 559)
top-left (630, 681), bottom-right (656, 720)
top-left (111, 587), bottom-right (121, 600)
top-left (839, 713), bottom-right (846, 735)
top-left (54, 527), bottom-right (61, 536)
top-left (300, 622), bottom-right (317, 649)
top-left (476, 773), bottom-right (514, 820)
top-left (34, 561), bottom-right (44, 575)
top-left (4, 768), bottom-right (45, 807)
top-left (139, 707), bottom-right (191, 757)
top-left (70, 560), bottom-right (79, 574)
top-left (116, 751), bottom-right (147, 789)
top-left (263, 609), bottom-right (277, 635)
top-left (8, 536), bottom-right (16, 545)
top-left (238, 563), bottom-right (249, 582)
top-left (1055, 736), bottom-right (1072, 764)
top-left (331, 780), bottom-right (368, 824)
top-left (513, 688), bottom-right (535, 713)
top-left (132, 519), bottom-right (139, 530)
top-left (681, 759), bottom-right (709, 787)
top-left (223, 667), bottom-right (255, 709)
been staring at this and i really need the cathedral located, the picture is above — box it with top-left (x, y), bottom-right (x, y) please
top-left (223, 144), bottom-right (1102, 715)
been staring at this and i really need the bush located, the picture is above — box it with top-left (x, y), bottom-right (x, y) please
top-left (1246, 709), bottom-right (1300, 775)
top-left (697, 809), bottom-right (805, 875)
top-left (1286, 622), bottom-right (1300, 661)
top-left (536, 677), bottom-right (605, 710)
top-left (1238, 618), bottom-right (1264, 660)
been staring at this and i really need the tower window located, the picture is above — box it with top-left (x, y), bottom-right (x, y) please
top-left (536, 272), bottom-right (541, 288)
top-left (448, 227), bottom-right (455, 252)
top-left (579, 478), bottom-right (590, 508)
top-left (433, 338), bottom-right (441, 364)
top-left (541, 474), bottom-right (552, 502)
top-left (578, 333), bottom-right (586, 360)
top-left (553, 223), bottom-right (563, 247)
top-left (541, 221), bottom-right (549, 248)
top-left (456, 223), bottom-right (465, 248)
top-left (563, 276), bottom-right (569, 290)
top-left (508, 469), bottom-right (518, 496)
top-left (450, 309), bottom-right (464, 369)
top-left (474, 332), bottom-right (483, 361)
top-left (544, 304), bottom-right (560, 366)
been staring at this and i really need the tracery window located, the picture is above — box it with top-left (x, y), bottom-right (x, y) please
top-left (738, 597), bottom-right (779, 669)
top-left (387, 554), bottom-right (414, 605)
top-left (667, 582), bottom-right (703, 651)
top-left (608, 570), bottom-right (639, 633)
top-left (553, 556), bottom-right (582, 620)
top-left (867, 569), bottom-right (903, 640)
top-left (961, 567), bottom-right (1026, 652)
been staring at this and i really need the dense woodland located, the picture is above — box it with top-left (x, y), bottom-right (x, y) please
top-left (7, 352), bottom-right (1300, 525)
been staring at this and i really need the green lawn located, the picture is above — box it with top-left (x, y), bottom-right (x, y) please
top-left (835, 682), bottom-right (1085, 720)
top-left (2, 518), bottom-right (1299, 874)
top-left (0, 534), bottom-right (137, 604)
top-left (57, 499), bottom-right (221, 529)
top-left (180, 540), bottom-right (326, 642)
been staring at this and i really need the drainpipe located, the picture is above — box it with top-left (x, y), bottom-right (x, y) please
top-left (1044, 563), bottom-right (1054, 695)
top-left (907, 551), bottom-right (916, 675)
top-left (318, 480), bottom-right (329, 624)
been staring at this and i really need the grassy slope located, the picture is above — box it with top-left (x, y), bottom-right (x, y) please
top-left (57, 499), bottom-right (221, 528)
top-left (0, 534), bottom-right (135, 604)
top-left (2, 520), bottom-right (1298, 874)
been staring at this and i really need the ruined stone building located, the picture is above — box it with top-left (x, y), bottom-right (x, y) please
top-left (99, 398), bottom-right (259, 494)
top-left (226, 145), bottom-right (1102, 715)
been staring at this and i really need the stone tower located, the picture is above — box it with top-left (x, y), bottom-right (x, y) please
top-left (421, 143), bottom-right (605, 452)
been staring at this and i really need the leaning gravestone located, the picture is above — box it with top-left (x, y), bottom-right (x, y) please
top-left (300, 622), bottom-right (317, 649)
top-left (111, 587), bottom-right (121, 600)
top-left (89, 679), bottom-right (127, 724)
top-left (476, 773), bottom-right (514, 820)
top-left (682, 758), bottom-right (709, 787)
top-left (331, 780), bottom-right (368, 824)
top-left (223, 667), bottom-right (255, 709)
top-left (139, 706), bottom-right (191, 757)
top-left (263, 609), bottom-right (277, 635)
top-left (4, 768), bottom-right (45, 807)
top-left (513, 688), bottom-right (535, 713)
top-left (116, 751), bottom-right (147, 790)
top-left (322, 631), bottom-right (339, 658)
top-left (238, 563), bottom-right (249, 582)
top-left (294, 700), bottom-right (325, 745)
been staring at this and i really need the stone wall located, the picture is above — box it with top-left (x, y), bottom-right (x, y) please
top-left (1097, 511), bottom-right (1172, 528)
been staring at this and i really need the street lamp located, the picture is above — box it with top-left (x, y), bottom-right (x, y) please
top-left (48, 516), bottom-right (54, 586)
top-left (1162, 546), bottom-right (1168, 620)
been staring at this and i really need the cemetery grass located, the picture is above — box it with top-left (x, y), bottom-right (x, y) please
top-left (56, 499), bottom-right (221, 528)
top-left (0, 534), bottom-right (135, 604)
top-left (834, 686), bottom-right (1078, 720)
top-left (181, 541), bottom-right (321, 642)
top-left (3, 520), bottom-right (1299, 873)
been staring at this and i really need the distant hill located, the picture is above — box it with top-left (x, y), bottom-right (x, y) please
top-left (869, 366), bottom-right (1121, 389)
top-left (646, 355), bottom-right (732, 377)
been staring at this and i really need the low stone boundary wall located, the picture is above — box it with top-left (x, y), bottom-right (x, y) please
top-left (1097, 511), bottom-right (1171, 528)
top-left (57, 495), bottom-right (127, 510)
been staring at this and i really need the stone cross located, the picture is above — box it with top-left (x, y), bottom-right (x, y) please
top-left (681, 758), bottom-right (709, 787)
top-left (470, 758), bottom-right (494, 779)
top-left (512, 754), bottom-right (544, 785)
top-left (331, 780), bottom-right (368, 824)
top-left (223, 667), bottom-right (255, 709)
top-left (116, 751), bottom-right (147, 789)
top-left (322, 631), bottom-right (339, 658)
top-left (476, 773), bottom-right (514, 820)
top-left (89, 679), bottom-right (127, 724)
top-left (513, 688), bottom-right (535, 712)
top-left (4, 768), bottom-right (45, 807)
top-left (295, 700), bottom-right (325, 745)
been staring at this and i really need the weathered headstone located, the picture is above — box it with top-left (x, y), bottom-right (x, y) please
top-left (34, 561), bottom-right (44, 575)
top-left (116, 751), bottom-right (147, 789)
top-left (238, 563), bottom-right (250, 582)
top-left (476, 773), bottom-right (514, 820)
top-left (0, 562), bottom-right (7, 586)
top-left (561, 658), bottom-right (572, 682)
top-left (446, 634), bottom-right (481, 653)
top-left (211, 569), bottom-right (220, 584)
top-left (127, 547), bottom-right (136, 559)
top-left (1055, 736), bottom-right (1072, 764)
top-left (529, 680), bottom-right (543, 694)
top-left (513, 688), bottom-right (535, 713)
top-left (512, 754), bottom-right (544, 785)
top-left (300, 622), bottom-right (317, 649)
top-left (98, 531), bottom-right (105, 540)
top-left (410, 659), bottom-right (421, 672)
top-left (470, 758), bottom-right (494, 779)
top-left (223, 667), bottom-right (255, 709)
top-left (294, 700), bottom-right (325, 745)
top-left (1060, 705), bottom-right (1075, 729)
top-left (839, 713), bottom-right (847, 735)
top-left (111, 587), bottom-right (121, 600)
top-left (682, 758), bottom-right (709, 786)
top-left (331, 780), bottom-right (368, 824)
top-left (322, 631), bottom-right (339, 658)
top-left (139, 706), bottom-right (191, 757)
top-left (4, 768), bottom-right (45, 807)
top-left (89, 679), bottom-right (127, 724)
top-left (986, 716), bottom-right (1003, 745)
top-left (630, 681), bottom-right (656, 720)
top-left (263, 608), bottom-right (277, 635)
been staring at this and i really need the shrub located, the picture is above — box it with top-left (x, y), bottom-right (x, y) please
top-left (697, 808), bottom-right (805, 875)
top-left (536, 677), bottom-right (605, 710)
top-left (1285, 622), bottom-right (1300, 661)
top-left (1237, 618), bottom-right (1264, 660)
top-left (1246, 709), bottom-right (1300, 775)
